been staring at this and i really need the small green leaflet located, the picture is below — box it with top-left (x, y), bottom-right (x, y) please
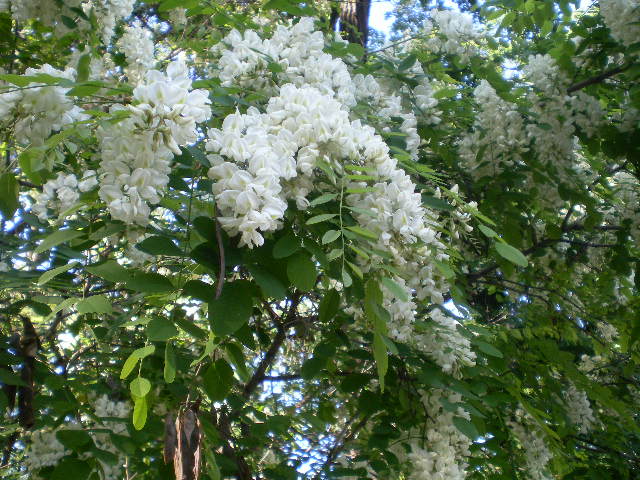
top-left (346, 226), bottom-right (378, 241)
top-left (309, 193), bottom-right (337, 206)
top-left (273, 233), bottom-right (300, 259)
top-left (322, 229), bottom-right (341, 245)
top-left (35, 229), bottom-right (84, 254)
top-left (478, 224), bottom-right (498, 238)
top-left (76, 295), bottom-right (112, 315)
top-left (373, 332), bottom-right (388, 393)
top-left (130, 376), bottom-right (152, 398)
top-left (306, 213), bottom-right (337, 225)
top-left (380, 277), bottom-right (410, 302)
top-left (135, 236), bottom-right (183, 256)
top-left (164, 341), bottom-right (176, 383)
top-left (132, 395), bottom-right (147, 430)
top-left (209, 281), bottom-right (255, 337)
top-left (85, 260), bottom-right (132, 283)
top-left (495, 242), bottom-right (528, 267)
top-left (37, 261), bottom-right (79, 286)
top-left (146, 317), bottom-right (178, 341)
top-left (0, 173), bottom-right (19, 219)
top-left (120, 345), bottom-right (155, 380)
top-left (287, 252), bottom-right (317, 291)
top-left (452, 416), bottom-right (479, 440)
top-left (203, 359), bottom-right (234, 402)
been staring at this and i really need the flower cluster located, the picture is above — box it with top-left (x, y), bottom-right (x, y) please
top-left (32, 171), bottom-right (97, 221)
top-left (405, 390), bottom-right (472, 480)
top-left (213, 17), bottom-right (355, 107)
top-left (600, 0), bottom-right (640, 48)
top-left (564, 383), bottom-right (597, 434)
top-left (423, 8), bottom-right (485, 63)
top-left (117, 22), bottom-right (156, 85)
top-left (459, 79), bottom-right (528, 178)
top-left (98, 57), bottom-right (211, 225)
top-left (93, 0), bottom-right (136, 44)
top-left (91, 394), bottom-right (131, 480)
top-left (0, 64), bottom-right (87, 146)
top-left (22, 429), bottom-right (70, 471)
top-left (507, 409), bottom-right (553, 480)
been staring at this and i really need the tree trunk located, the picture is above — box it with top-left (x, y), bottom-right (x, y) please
top-left (330, 0), bottom-right (372, 47)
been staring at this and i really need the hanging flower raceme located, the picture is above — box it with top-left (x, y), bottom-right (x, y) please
top-left (98, 57), bottom-right (211, 225)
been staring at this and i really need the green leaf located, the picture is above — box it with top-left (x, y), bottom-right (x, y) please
top-left (318, 288), bottom-right (340, 323)
top-left (173, 314), bottom-right (208, 340)
top-left (452, 416), bottom-right (479, 440)
top-left (249, 265), bottom-right (287, 300)
top-left (35, 229), bottom-right (84, 254)
top-left (273, 233), bottom-right (300, 259)
top-left (495, 242), bottom-right (528, 267)
top-left (76, 295), bottom-right (113, 315)
top-left (164, 341), bottom-right (176, 383)
top-left (346, 226), bottom-right (378, 241)
top-left (126, 272), bottom-right (174, 293)
top-left (202, 359), bottom-right (234, 402)
top-left (475, 340), bottom-right (503, 358)
top-left (0, 173), bottom-right (19, 219)
top-left (56, 429), bottom-right (92, 450)
top-left (309, 193), bottom-right (337, 206)
top-left (120, 345), bottom-right (155, 380)
top-left (146, 317), bottom-right (178, 341)
top-left (398, 54), bottom-right (417, 71)
top-left (136, 236), bottom-right (184, 256)
top-left (434, 259), bottom-right (455, 280)
top-left (478, 224), bottom-right (498, 238)
top-left (85, 260), bottom-right (132, 283)
top-left (321, 229), bottom-right (341, 245)
top-left (0, 369), bottom-right (26, 386)
top-left (130, 376), bottom-right (152, 398)
top-left (51, 459), bottom-right (92, 480)
top-left (132, 395), bottom-right (148, 430)
top-left (209, 281), bottom-right (255, 337)
top-left (373, 332), bottom-right (388, 392)
top-left (307, 213), bottom-right (337, 225)
top-left (262, 0), bottom-right (314, 15)
top-left (76, 54), bottom-right (91, 83)
top-left (380, 277), bottom-right (409, 302)
top-left (287, 252), bottom-right (317, 291)
top-left (37, 261), bottom-right (79, 286)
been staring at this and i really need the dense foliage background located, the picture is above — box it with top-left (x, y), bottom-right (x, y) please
top-left (0, 0), bottom-right (639, 479)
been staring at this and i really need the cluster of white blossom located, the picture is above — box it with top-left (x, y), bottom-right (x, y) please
top-left (32, 171), bottom-right (97, 221)
top-left (22, 429), bottom-right (70, 471)
top-left (564, 383), bottom-right (597, 434)
top-left (459, 80), bottom-right (528, 178)
top-left (0, 64), bottom-right (87, 146)
top-left (605, 171), bottom-right (640, 242)
top-left (507, 409), bottom-right (553, 480)
top-left (213, 17), bottom-right (355, 107)
top-left (422, 8), bottom-right (485, 63)
top-left (404, 390), bottom-right (472, 480)
top-left (117, 22), bottom-right (156, 85)
top-left (600, 0), bottom-right (640, 48)
top-left (6, 0), bottom-right (83, 34)
top-left (92, 0), bottom-right (136, 44)
top-left (98, 57), bottom-right (211, 225)
top-left (91, 394), bottom-right (130, 480)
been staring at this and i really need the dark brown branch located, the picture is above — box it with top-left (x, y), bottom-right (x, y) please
top-left (567, 64), bottom-right (631, 93)
top-left (242, 324), bottom-right (287, 399)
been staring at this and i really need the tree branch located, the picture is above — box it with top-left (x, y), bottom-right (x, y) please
top-left (567, 64), bottom-right (631, 93)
